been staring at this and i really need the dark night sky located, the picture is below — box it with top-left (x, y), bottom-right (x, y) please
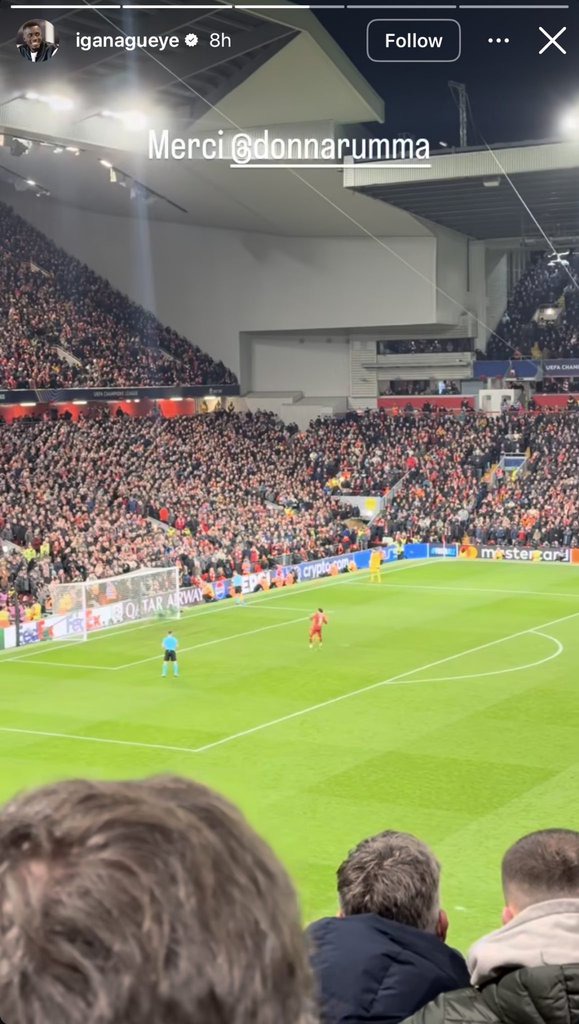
top-left (315, 0), bottom-right (579, 144)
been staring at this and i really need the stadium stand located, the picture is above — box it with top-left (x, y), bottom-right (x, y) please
top-left (468, 411), bottom-right (579, 546)
top-left (0, 410), bottom-right (356, 618)
top-left (381, 411), bottom-right (505, 543)
top-left (3, 404), bottom-right (577, 622)
top-left (0, 202), bottom-right (237, 388)
top-left (488, 252), bottom-right (579, 359)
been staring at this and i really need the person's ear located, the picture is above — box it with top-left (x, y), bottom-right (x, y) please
top-left (435, 909), bottom-right (449, 941)
top-left (336, 907), bottom-right (345, 919)
top-left (502, 906), bottom-right (515, 925)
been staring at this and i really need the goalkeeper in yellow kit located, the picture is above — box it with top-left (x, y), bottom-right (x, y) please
top-left (369, 548), bottom-right (383, 583)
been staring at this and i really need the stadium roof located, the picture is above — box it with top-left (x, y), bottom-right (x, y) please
top-left (344, 140), bottom-right (579, 243)
top-left (0, 0), bottom-right (382, 127)
top-left (0, 0), bottom-right (417, 235)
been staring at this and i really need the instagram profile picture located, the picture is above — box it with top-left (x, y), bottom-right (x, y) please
top-left (17, 19), bottom-right (59, 62)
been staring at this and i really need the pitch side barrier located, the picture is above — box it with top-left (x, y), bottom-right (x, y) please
top-left (459, 544), bottom-right (575, 563)
top-left (8, 541), bottom-right (576, 652)
top-left (209, 542), bottom-right (458, 601)
top-left (0, 544), bottom-right (454, 650)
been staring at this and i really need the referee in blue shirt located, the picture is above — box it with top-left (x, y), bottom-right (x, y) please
top-left (232, 571), bottom-right (245, 606)
top-left (161, 630), bottom-right (179, 678)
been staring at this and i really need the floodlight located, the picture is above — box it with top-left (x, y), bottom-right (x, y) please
top-left (24, 92), bottom-right (74, 111)
top-left (560, 109), bottom-right (579, 137)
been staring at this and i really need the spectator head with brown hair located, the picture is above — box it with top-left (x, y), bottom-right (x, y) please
top-left (336, 830), bottom-right (446, 935)
top-left (0, 774), bottom-right (316, 1024)
top-left (307, 831), bottom-right (469, 1024)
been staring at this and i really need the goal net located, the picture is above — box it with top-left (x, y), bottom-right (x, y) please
top-left (47, 566), bottom-right (180, 642)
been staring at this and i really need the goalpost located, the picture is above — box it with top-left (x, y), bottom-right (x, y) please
top-left (46, 566), bottom-right (180, 643)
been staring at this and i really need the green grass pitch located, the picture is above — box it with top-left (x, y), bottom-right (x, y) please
top-left (2, 558), bottom-right (579, 951)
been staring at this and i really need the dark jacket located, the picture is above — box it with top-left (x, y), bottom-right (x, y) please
top-left (307, 913), bottom-right (470, 1024)
top-left (401, 899), bottom-right (579, 1024)
top-left (17, 41), bottom-right (57, 61)
top-left (401, 964), bottom-right (579, 1024)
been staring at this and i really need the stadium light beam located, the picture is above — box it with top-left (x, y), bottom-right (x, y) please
top-left (560, 107), bottom-right (579, 139)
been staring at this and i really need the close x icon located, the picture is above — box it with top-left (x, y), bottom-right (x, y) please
top-left (538, 25), bottom-right (567, 54)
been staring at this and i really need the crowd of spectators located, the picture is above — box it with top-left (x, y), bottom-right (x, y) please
top-left (3, 406), bottom-right (494, 614)
top-left (0, 771), bottom-right (576, 1024)
top-left (467, 411), bottom-right (579, 547)
top-left (488, 251), bottom-right (579, 360)
top-left (1, 404), bottom-right (578, 619)
top-left (0, 409), bottom-right (363, 615)
top-left (0, 201), bottom-right (236, 388)
top-left (378, 410), bottom-right (506, 543)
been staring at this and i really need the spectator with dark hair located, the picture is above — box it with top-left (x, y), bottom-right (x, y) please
top-left (307, 831), bottom-right (469, 1024)
top-left (0, 774), bottom-right (317, 1024)
top-left (402, 829), bottom-right (579, 1024)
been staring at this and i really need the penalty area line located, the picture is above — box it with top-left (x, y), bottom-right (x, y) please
top-left (398, 630), bottom-right (564, 683)
top-left (192, 608), bottom-right (579, 753)
top-left (112, 614), bottom-right (312, 670)
top-left (2, 606), bottom-right (575, 758)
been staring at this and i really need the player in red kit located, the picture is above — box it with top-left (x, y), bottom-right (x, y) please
top-left (309, 608), bottom-right (328, 649)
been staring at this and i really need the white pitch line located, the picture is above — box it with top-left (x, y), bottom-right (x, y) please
top-left (404, 631), bottom-right (564, 683)
top-left (1, 607), bottom-right (577, 758)
top-left (113, 614), bottom-right (311, 670)
top-left (245, 604), bottom-right (328, 613)
top-left (191, 609), bottom-right (579, 753)
top-left (0, 659), bottom-right (117, 671)
top-left (116, 562), bottom-right (439, 670)
top-left (348, 582), bottom-right (579, 600)
top-left (0, 727), bottom-right (199, 756)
